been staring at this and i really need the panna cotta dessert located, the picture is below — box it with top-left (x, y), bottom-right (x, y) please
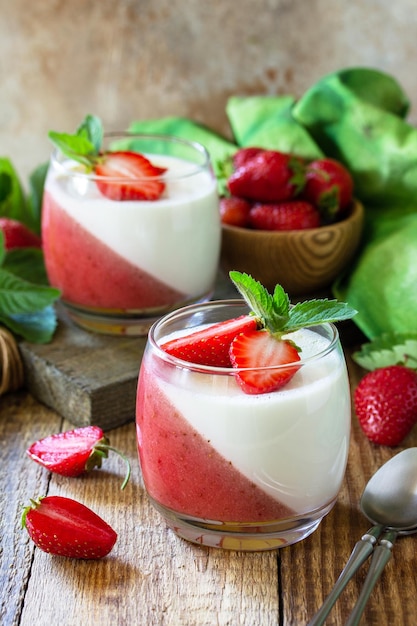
top-left (136, 273), bottom-right (355, 550)
top-left (42, 119), bottom-right (220, 335)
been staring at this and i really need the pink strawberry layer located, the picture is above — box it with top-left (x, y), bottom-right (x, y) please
top-left (42, 191), bottom-right (184, 310)
top-left (136, 365), bottom-right (294, 522)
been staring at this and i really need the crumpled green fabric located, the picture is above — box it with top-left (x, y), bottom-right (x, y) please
top-left (129, 68), bottom-right (417, 338)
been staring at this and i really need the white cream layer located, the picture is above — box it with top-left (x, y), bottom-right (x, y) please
top-left (45, 154), bottom-right (221, 294)
top-left (154, 328), bottom-right (351, 512)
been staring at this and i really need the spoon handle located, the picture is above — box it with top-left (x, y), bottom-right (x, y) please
top-left (306, 526), bottom-right (383, 626)
top-left (344, 529), bottom-right (398, 626)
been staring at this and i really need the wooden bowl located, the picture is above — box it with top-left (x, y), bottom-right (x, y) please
top-left (220, 200), bottom-right (364, 296)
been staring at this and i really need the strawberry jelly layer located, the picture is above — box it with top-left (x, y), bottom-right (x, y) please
top-left (42, 192), bottom-right (184, 310)
top-left (136, 365), bottom-right (294, 522)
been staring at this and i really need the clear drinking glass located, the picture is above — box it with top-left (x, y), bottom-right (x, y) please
top-left (136, 299), bottom-right (351, 551)
top-left (41, 134), bottom-right (221, 335)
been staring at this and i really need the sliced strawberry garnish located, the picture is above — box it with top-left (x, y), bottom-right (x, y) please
top-left (161, 314), bottom-right (259, 367)
top-left (94, 151), bottom-right (167, 201)
top-left (229, 329), bottom-right (301, 394)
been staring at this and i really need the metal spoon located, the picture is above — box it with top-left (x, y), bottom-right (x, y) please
top-left (307, 448), bottom-right (417, 626)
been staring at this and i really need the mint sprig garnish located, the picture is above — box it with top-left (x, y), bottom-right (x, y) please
top-left (230, 271), bottom-right (357, 335)
top-left (48, 114), bottom-right (103, 170)
top-left (353, 332), bottom-right (417, 371)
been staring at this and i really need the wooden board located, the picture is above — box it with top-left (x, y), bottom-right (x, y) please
top-left (18, 272), bottom-right (237, 430)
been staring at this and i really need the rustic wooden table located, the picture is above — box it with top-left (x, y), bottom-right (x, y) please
top-left (1, 337), bottom-right (417, 626)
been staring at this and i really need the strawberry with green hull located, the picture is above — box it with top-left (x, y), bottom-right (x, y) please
top-left (22, 496), bottom-right (117, 559)
top-left (353, 333), bottom-right (417, 446)
top-left (302, 157), bottom-right (354, 222)
top-left (227, 150), bottom-right (306, 203)
top-left (26, 425), bottom-right (131, 489)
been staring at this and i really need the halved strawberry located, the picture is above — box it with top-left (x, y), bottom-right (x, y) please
top-left (161, 314), bottom-right (259, 367)
top-left (94, 151), bottom-right (167, 201)
top-left (22, 495), bottom-right (117, 559)
top-left (26, 425), bottom-right (131, 489)
top-left (229, 329), bottom-right (301, 394)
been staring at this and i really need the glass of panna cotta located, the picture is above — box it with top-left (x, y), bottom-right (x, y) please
top-left (136, 299), bottom-right (351, 551)
top-left (41, 134), bottom-right (221, 335)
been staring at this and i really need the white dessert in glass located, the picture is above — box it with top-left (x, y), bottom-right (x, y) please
top-left (42, 134), bottom-right (221, 335)
top-left (136, 299), bottom-right (351, 551)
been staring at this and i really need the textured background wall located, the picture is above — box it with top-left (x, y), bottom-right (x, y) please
top-left (1, 0), bottom-right (417, 182)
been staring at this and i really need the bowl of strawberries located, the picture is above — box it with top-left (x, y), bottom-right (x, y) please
top-left (219, 147), bottom-right (364, 296)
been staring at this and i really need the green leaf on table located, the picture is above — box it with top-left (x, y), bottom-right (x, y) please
top-left (0, 268), bottom-right (60, 316)
top-left (352, 332), bottom-right (417, 371)
top-left (3, 248), bottom-right (49, 285)
top-left (0, 305), bottom-right (58, 344)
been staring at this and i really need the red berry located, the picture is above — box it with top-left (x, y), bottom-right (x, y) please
top-left (219, 196), bottom-right (252, 227)
top-left (227, 150), bottom-right (306, 203)
top-left (22, 496), bottom-right (117, 559)
top-left (229, 330), bottom-right (301, 394)
top-left (161, 315), bottom-right (259, 367)
top-left (232, 147), bottom-right (264, 169)
top-left (302, 158), bottom-right (354, 222)
top-left (249, 201), bottom-right (320, 231)
top-left (0, 218), bottom-right (42, 250)
top-left (26, 425), bottom-right (130, 488)
top-left (354, 365), bottom-right (417, 446)
top-left (94, 151), bottom-right (167, 201)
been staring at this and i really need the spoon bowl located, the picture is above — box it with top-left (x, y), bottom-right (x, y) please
top-left (360, 448), bottom-right (417, 530)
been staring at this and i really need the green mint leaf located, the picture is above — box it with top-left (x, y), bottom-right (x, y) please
top-left (0, 305), bottom-right (58, 343)
top-left (0, 268), bottom-right (60, 316)
top-left (48, 132), bottom-right (97, 168)
top-left (229, 271), bottom-right (290, 332)
top-left (352, 332), bottom-right (417, 371)
top-left (284, 299), bottom-right (357, 332)
top-left (3, 248), bottom-right (49, 285)
top-left (229, 271), bottom-right (357, 334)
top-left (76, 114), bottom-right (103, 153)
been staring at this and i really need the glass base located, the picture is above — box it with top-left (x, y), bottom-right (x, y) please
top-left (151, 498), bottom-right (336, 551)
top-left (60, 291), bottom-right (214, 336)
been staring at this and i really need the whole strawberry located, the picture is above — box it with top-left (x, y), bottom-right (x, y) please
top-left (26, 425), bottom-right (131, 489)
top-left (302, 158), bottom-right (354, 222)
top-left (227, 150), bottom-right (306, 203)
top-left (219, 195), bottom-right (252, 227)
top-left (232, 147), bottom-right (264, 169)
top-left (249, 201), bottom-right (320, 231)
top-left (354, 365), bottom-right (417, 446)
top-left (22, 495), bottom-right (117, 559)
top-left (0, 217), bottom-right (42, 250)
